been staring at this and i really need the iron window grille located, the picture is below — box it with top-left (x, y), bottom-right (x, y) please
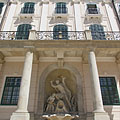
top-left (1, 77), bottom-right (21, 105)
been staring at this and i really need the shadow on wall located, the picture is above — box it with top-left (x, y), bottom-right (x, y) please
top-left (49, 17), bottom-right (68, 24)
top-left (14, 18), bottom-right (33, 25)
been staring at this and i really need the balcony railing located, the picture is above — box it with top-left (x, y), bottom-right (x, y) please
top-left (21, 7), bottom-right (34, 14)
top-left (0, 31), bottom-right (120, 40)
top-left (86, 8), bottom-right (100, 14)
top-left (55, 7), bottom-right (68, 14)
top-left (91, 32), bottom-right (120, 40)
top-left (36, 31), bottom-right (86, 40)
top-left (0, 31), bottom-right (30, 40)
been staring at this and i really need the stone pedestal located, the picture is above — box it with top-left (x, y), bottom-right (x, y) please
top-left (93, 113), bottom-right (110, 120)
top-left (10, 112), bottom-right (30, 120)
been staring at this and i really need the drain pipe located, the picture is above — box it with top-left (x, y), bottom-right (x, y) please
top-left (0, 0), bottom-right (11, 31)
top-left (111, 0), bottom-right (120, 30)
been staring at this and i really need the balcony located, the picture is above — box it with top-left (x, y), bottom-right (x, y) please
top-left (85, 8), bottom-right (102, 21)
top-left (19, 7), bottom-right (35, 19)
top-left (53, 7), bottom-right (69, 18)
top-left (0, 31), bottom-right (120, 41)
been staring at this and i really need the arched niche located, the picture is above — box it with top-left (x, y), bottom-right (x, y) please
top-left (37, 64), bottom-right (84, 115)
top-left (44, 69), bottom-right (77, 114)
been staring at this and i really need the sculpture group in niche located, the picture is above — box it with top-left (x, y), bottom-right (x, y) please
top-left (45, 76), bottom-right (77, 114)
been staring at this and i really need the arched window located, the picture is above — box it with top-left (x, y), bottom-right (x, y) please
top-left (55, 2), bottom-right (67, 14)
top-left (53, 24), bottom-right (68, 40)
top-left (89, 24), bottom-right (106, 40)
top-left (21, 2), bottom-right (35, 14)
top-left (0, 3), bottom-right (4, 14)
top-left (16, 24), bottom-right (32, 40)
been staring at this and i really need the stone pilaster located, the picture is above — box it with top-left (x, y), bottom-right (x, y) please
top-left (10, 51), bottom-right (33, 120)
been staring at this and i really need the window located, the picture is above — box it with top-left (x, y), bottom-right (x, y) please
top-left (0, 3), bottom-right (4, 14)
top-left (89, 24), bottom-right (106, 40)
top-left (21, 2), bottom-right (35, 14)
top-left (1, 77), bottom-right (21, 105)
top-left (100, 77), bottom-right (120, 105)
top-left (16, 24), bottom-right (32, 40)
top-left (53, 24), bottom-right (68, 40)
top-left (55, 2), bottom-right (67, 14)
top-left (87, 4), bottom-right (98, 14)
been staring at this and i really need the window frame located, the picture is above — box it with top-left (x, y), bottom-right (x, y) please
top-left (1, 77), bottom-right (21, 106)
top-left (0, 2), bottom-right (4, 14)
top-left (21, 2), bottom-right (35, 14)
top-left (55, 2), bottom-right (67, 14)
top-left (89, 24), bottom-right (106, 40)
top-left (16, 24), bottom-right (32, 40)
top-left (99, 76), bottom-right (120, 105)
top-left (53, 24), bottom-right (68, 40)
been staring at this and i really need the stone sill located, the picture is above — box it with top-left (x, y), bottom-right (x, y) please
top-left (0, 105), bottom-right (17, 108)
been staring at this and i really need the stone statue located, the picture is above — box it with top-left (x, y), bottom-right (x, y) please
top-left (45, 76), bottom-right (77, 114)
top-left (45, 93), bottom-right (56, 113)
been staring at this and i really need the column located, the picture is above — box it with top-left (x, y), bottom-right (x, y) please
top-left (39, 0), bottom-right (49, 31)
top-left (10, 51), bottom-right (33, 120)
top-left (88, 51), bottom-right (105, 113)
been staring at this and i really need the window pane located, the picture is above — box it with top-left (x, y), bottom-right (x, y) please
top-left (0, 3), bottom-right (4, 14)
top-left (16, 24), bottom-right (32, 40)
top-left (56, 2), bottom-right (67, 14)
top-left (1, 77), bottom-right (21, 105)
top-left (90, 24), bottom-right (106, 40)
top-left (53, 25), bottom-right (68, 40)
top-left (21, 2), bottom-right (35, 14)
top-left (100, 77), bottom-right (120, 105)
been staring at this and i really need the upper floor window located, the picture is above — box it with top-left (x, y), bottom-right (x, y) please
top-left (0, 3), bottom-right (4, 14)
top-left (87, 4), bottom-right (99, 14)
top-left (89, 24), bottom-right (106, 40)
top-left (1, 77), bottom-right (21, 105)
top-left (53, 24), bottom-right (68, 40)
top-left (21, 2), bottom-right (35, 14)
top-left (55, 2), bottom-right (67, 14)
top-left (100, 77), bottom-right (120, 105)
top-left (16, 24), bottom-right (32, 40)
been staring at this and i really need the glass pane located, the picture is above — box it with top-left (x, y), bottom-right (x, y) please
top-left (1, 77), bottom-right (21, 105)
top-left (100, 77), bottom-right (120, 105)
top-left (53, 25), bottom-right (68, 40)
top-left (16, 24), bottom-right (32, 40)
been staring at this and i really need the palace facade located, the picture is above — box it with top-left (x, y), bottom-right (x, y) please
top-left (0, 0), bottom-right (120, 120)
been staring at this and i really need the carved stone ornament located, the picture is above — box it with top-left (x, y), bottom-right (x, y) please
top-left (44, 76), bottom-right (78, 114)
